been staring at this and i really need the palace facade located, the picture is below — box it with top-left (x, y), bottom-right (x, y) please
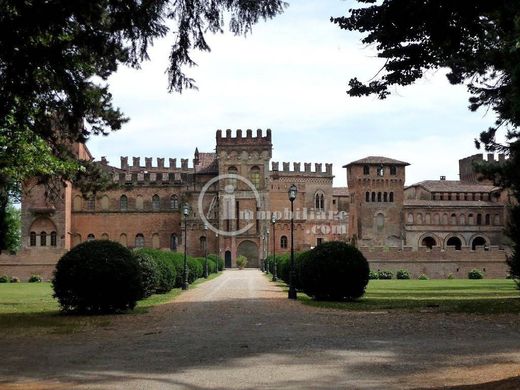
top-left (0, 129), bottom-right (511, 279)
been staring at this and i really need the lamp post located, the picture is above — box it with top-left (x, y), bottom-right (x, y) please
top-left (288, 184), bottom-right (297, 300)
top-left (266, 228), bottom-right (270, 274)
top-left (204, 223), bottom-right (208, 278)
top-left (271, 214), bottom-right (278, 282)
top-left (182, 203), bottom-right (189, 290)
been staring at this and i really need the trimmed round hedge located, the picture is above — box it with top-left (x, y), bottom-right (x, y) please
top-left (53, 240), bottom-right (144, 314)
top-left (300, 241), bottom-right (370, 301)
top-left (134, 248), bottom-right (176, 293)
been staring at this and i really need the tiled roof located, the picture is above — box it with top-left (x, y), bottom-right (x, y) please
top-left (197, 152), bottom-right (218, 173)
top-left (343, 156), bottom-right (409, 167)
top-left (408, 180), bottom-right (499, 193)
top-left (333, 187), bottom-right (349, 196)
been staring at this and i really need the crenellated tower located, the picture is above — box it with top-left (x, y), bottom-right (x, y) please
top-left (215, 129), bottom-right (272, 267)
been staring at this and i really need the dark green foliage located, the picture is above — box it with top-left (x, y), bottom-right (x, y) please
top-left (0, 0), bottom-right (286, 251)
top-left (334, 1), bottom-right (520, 288)
top-left (4, 201), bottom-right (20, 253)
top-left (0, 275), bottom-right (9, 283)
top-left (133, 251), bottom-right (159, 298)
top-left (28, 274), bottom-right (42, 283)
top-left (208, 259), bottom-right (217, 274)
top-left (134, 248), bottom-right (177, 293)
top-left (369, 271), bottom-right (379, 280)
top-left (187, 258), bottom-right (203, 283)
top-left (396, 269), bottom-right (410, 280)
top-left (468, 269), bottom-right (484, 280)
top-left (299, 241), bottom-right (370, 301)
top-left (52, 240), bottom-right (143, 314)
top-left (377, 270), bottom-right (393, 280)
top-left (208, 254), bottom-right (223, 271)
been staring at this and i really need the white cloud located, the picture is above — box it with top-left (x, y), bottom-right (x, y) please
top-left (87, 0), bottom-right (498, 188)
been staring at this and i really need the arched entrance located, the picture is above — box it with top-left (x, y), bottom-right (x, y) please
top-left (237, 240), bottom-right (259, 268)
top-left (446, 236), bottom-right (462, 250)
top-left (471, 236), bottom-right (487, 250)
top-left (224, 250), bottom-right (232, 268)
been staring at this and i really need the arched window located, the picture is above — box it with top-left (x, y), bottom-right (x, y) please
top-left (365, 192), bottom-right (370, 202)
top-left (170, 195), bottom-right (178, 209)
top-left (50, 231), bottom-right (57, 247)
top-left (476, 214), bottom-right (482, 225)
top-left (120, 195), bottom-right (128, 211)
top-left (451, 213), bottom-right (457, 225)
top-left (101, 233), bottom-right (109, 240)
top-left (228, 166), bottom-right (238, 187)
top-left (371, 192), bottom-right (376, 202)
top-left (170, 234), bottom-right (177, 251)
top-left (468, 213), bottom-right (474, 225)
top-left (363, 165), bottom-right (370, 175)
top-left (485, 214), bottom-right (490, 225)
top-left (472, 236), bottom-right (487, 250)
top-left (280, 235), bottom-right (288, 249)
top-left (390, 166), bottom-right (397, 175)
top-left (446, 237), bottom-right (462, 250)
top-left (417, 213), bottom-right (423, 224)
top-left (86, 197), bottom-right (95, 211)
top-left (315, 192), bottom-right (324, 210)
top-left (152, 194), bottom-right (160, 211)
top-left (494, 214), bottom-right (501, 225)
top-left (119, 233), bottom-right (127, 247)
top-left (377, 192), bottom-right (382, 202)
top-left (250, 166), bottom-right (261, 189)
top-left (135, 234), bottom-right (145, 248)
top-left (376, 213), bottom-right (384, 230)
top-left (377, 164), bottom-right (384, 176)
top-left (383, 192), bottom-right (388, 202)
top-left (389, 192), bottom-right (394, 202)
top-left (200, 236), bottom-right (207, 250)
top-left (101, 195), bottom-right (109, 211)
top-left (152, 233), bottom-right (160, 249)
top-left (73, 195), bottom-right (82, 211)
top-left (87, 233), bottom-right (95, 242)
top-left (136, 195), bottom-right (144, 210)
top-left (40, 231), bottom-right (47, 246)
top-left (30, 232), bottom-right (36, 247)
top-left (407, 213), bottom-right (414, 224)
top-left (421, 236), bottom-right (436, 249)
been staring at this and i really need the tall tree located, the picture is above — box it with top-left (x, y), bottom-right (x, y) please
top-left (332, 0), bottom-right (520, 284)
top-left (0, 0), bottom-right (287, 250)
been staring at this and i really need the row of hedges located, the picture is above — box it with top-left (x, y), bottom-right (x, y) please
top-left (0, 275), bottom-right (39, 283)
top-left (52, 240), bottom-right (223, 314)
top-left (266, 241), bottom-right (370, 301)
top-left (369, 269), bottom-right (486, 280)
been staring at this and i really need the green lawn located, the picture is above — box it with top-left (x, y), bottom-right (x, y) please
top-left (299, 279), bottom-right (520, 314)
top-left (0, 274), bottom-right (220, 335)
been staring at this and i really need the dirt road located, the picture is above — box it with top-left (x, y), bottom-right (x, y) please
top-left (0, 269), bottom-right (519, 389)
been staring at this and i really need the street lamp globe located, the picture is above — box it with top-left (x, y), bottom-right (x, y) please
top-left (288, 184), bottom-right (297, 201)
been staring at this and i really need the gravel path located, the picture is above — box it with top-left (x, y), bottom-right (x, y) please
top-left (0, 269), bottom-right (519, 389)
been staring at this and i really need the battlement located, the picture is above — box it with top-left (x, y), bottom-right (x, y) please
top-left (271, 161), bottom-right (333, 176)
top-left (216, 128), bottom-right (272, 146)
top-left (120, 156), bottom-right (192, 170)
top-left (459, 153), bottom-right (507, 184)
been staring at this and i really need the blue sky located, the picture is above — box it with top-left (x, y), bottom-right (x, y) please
top-left (87, 0), bottom-right (498, 187)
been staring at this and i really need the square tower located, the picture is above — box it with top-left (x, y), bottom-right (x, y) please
top-left (344, 156), bottom-right (409, 247)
